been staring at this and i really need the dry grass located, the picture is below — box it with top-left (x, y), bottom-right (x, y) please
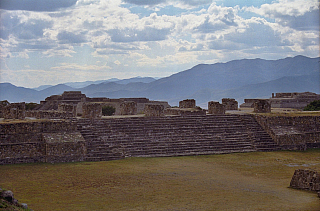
top-left (1, 150), bottom-right (320, 211)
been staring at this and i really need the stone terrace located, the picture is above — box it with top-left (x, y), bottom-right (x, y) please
top-left (77, 114), bottom-right (279, 162)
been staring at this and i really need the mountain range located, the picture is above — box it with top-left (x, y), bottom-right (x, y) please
top-left (1, 55), bottom-right (319, 108)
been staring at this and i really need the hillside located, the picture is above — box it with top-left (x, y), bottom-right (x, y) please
top-left (1, 55), bottom-right (319, 106)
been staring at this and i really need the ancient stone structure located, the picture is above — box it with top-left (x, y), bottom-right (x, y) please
top-left (37, 91), bottom-right (86, 110)
top-left (120, 101), bottom-right (137, 115)
top-left (0, 120), bottom-right (86, 164)
top-left (36, 91), bottom-right (170, 116)
top-left (208, 101), bottom-right (226, 114)
top-left (240, 99), bottom-right (257, 108)
top-left (254, 115), bottom-right (320, 150)
top-left (222, 98), bottom-right (238, 110)
top-left (82, 103), bottom-right (102, 118)
top-left (144, 104), bottom-right (164, 117)
top-left (253, 100), bottom-right (271, 113)
top-left (2, 103), bottom-right (25, 119)
top-left (290, 169), bottom-right (320, 198)
top-left (179, 99), bottom-right (196, 108)
top-left (58, 103), bottom-right (76, 117)
top-left (240, 92), bottom-right (320, 109)
top-left (25, 110), bottom-right (74, 119)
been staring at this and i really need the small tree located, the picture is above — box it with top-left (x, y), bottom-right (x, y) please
top-left (303, 100), bottom-right (320, 111)
top-left (25, 102), bottom-right (39, 110)
top-left (102, 105), bottom-right (116, 116)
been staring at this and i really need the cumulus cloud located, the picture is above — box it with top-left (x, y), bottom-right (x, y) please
top-left (108, 27), bottom-right (172, 42)
top-left (246, 0), bottom-right (319, 31)
top-left (122, 0), bottom-right (166, 6)
top-left (57, 31), bottom-right (87, 44)
top-left (0, 0), bottom-right (77, 11)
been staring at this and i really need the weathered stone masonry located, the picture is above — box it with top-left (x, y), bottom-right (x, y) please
top-left (290, 169), bottom-right (320, 198)
top-left (0, 120), bottom-right (86, 164)
top-left (1, 114), bottom-right (319, 165)
top-left (254, 115), bottom-right (320, 150)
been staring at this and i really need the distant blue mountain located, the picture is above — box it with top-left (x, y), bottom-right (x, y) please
top-left (1, 56), bottom-right (319, 106)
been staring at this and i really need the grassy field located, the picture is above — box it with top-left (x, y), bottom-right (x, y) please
top-left (1, 150), bottom-right (320, 211)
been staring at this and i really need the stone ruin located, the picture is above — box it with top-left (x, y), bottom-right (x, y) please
top-left (82, 103), bottom-right (102, 119)
top-left (120, 101), bottom-right (137, 115)
top-left (253, 99), bottom-right (271, 113)
top-left (290, 169), bottom-right (320, 198)
top-left (240, 92), bottom-right (320, 109)
top-left (208, 101), bottom-right (226, 114)
top-left (165, 99), bottom-right (205, 116)
top-left (2, 102), bottom-right (25, 119)
top-left (144, 104), bottom-right (164, 117)
top-left (222, 98), bottom-right (238, 110)
top-left (179, 99), bottom-right (196, 108)
top-left (58, 103), bottom-right (77, 117)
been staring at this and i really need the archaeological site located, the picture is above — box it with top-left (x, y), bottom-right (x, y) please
top-left (0, 91), bottom-right (319, 166)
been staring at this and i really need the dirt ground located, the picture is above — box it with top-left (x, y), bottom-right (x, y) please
top-left (1, 150), bottom-right (320, 211)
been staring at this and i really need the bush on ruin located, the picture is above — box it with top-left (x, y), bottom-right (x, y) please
top-left (303, 100), bottom-right (320, 111)
top-left (102, 106), bottom-right (116, 116)
top-left (25, 102), bottom-right (39, 110)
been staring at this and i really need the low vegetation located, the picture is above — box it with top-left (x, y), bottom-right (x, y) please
top-left (304, 100), bottom-right (320, 111)
top-left (102, 105), bottom-right (116, 116)
top-left (0, 150), bottom-right (319, 211)
top-left (25, 103), bottom-right (39, 110)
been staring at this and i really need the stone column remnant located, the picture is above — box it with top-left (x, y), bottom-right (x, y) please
top-left (3, 102), bottom-right (26, 119)
top-left (120, 101), bottom-right (137, 115)
top-left (144, 104), bottom-right (164, 117)
top-left (253, 99), bottom-right (271, 113)
top-left (222, 98), bottom-right (238, 110)
top-left (179, 99), bottom-right (196, 108)
top-left (208, 101), bottom-right (226, 114)
top-left (82, 103), bottom-right (102, 118)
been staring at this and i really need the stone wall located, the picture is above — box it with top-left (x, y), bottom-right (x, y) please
top-left (290, 169), bottom-right (320, 197)
top-left (2, 103), bottom-right (25, 119)
top-left (254, 115), bottom-right (320, 150)
top-left (222, 98), bottom-right (238, 110)
top-left (254, 100), bottom-right (271, 113)
top-left (120, 101), bottom-right (137, 115)
top-left (0, 120), bottom-right (85, 164)
top-left (164, 108), bottom-right (206, 116)
top-left (208, 101), bottom-right (225, 114)
top-left (144, 104), bottom-right (164, 117)
top-left (179, 99), bottom-right (196, 108)
top-left (26, 110), bottom-right (74, 119)
top-left (58, 103), bottom-right (76, 117)
top-left (82, 103), bottom-right (102, 118)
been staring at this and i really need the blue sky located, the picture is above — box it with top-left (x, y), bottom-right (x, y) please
top-left (0, 0), bottom-right (319, 88)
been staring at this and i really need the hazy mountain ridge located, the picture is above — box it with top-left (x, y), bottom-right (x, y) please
top-left (1, 56), bottom-right (319, 106)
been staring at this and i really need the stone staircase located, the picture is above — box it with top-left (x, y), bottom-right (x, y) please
top-left (239, 115), bottom-right (280, 151)
top-left (76, 114), bottom-right (278, 161)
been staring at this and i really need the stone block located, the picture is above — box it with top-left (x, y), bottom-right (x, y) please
top-left (3, 102), bottom-right (25, 119)
top-left (254, 100), bottom-right (271, 113)
top-left (144, 104), bottom-right (164, 117)
top-left (208, 101), bottom-right (225, 114)
top-left (179, 99), bottom-right (196, 108)
top-left (222, 98), bottom-right (238, 110)
top-left (82, 103), bottom-right (102, 118)
top-left (120, 101), bottom-right (137, 115)
top-left (58, 103), bottom-right (76, 117)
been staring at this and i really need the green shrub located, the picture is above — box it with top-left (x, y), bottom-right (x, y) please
top-left (303, 100), bottom-right (320, 111)
top-left (25, 102), bottom-right (39, 110)
top-left (102, 105), bottom-right (116, 116)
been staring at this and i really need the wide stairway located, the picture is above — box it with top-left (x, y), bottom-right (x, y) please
top-left (77, 114), bottom-right (279, 162)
